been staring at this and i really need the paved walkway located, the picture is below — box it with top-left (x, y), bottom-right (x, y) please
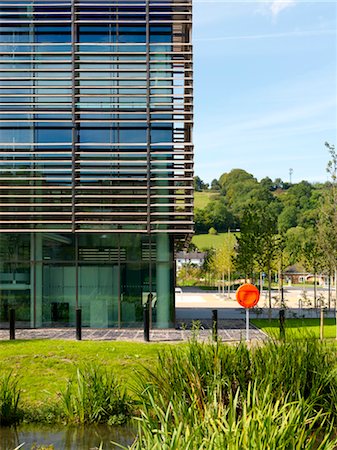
top-left (176, 288), bottom-right (336, 320)
top-left (0, 320), bottom-right (267, 342)
top-left (0, 287), bottom-right (330, 343)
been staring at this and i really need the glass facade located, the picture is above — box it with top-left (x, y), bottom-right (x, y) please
top-left (0, 0), bottom-right (193, 328)
top-left (0, 233), bottom-right (174, 327)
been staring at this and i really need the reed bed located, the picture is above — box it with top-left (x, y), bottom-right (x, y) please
top-left (0, 365), bottom-right (131, 426)
top-left (124, 338), bottom-right (337, 449)
top-left (0, 371), bottom-right (22, 426)
top-left (60, 365), bottom-right (131, 425)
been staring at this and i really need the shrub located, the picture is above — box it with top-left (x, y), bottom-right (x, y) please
top-left (208, 227), bottom-right (218, 235)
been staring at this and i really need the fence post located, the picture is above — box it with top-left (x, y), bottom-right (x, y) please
top-left (144, 303), bottom-right (150, 342)
top-left (212, 309), bottom-right (218, 342)
top-left (279, 309), bottom-right (285, 340)
top-left (76, 308), bottom-right (82, 341)
top-left (9, 308), bottom-right (15, 340)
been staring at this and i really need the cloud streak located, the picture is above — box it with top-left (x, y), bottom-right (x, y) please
top-left (270, 0), bottom-right (296, 17)
top-left (194, 28), bottom-right (336, 42)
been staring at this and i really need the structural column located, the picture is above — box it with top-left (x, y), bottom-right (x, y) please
top-left (156, 234), bottom-right (172, 328)
top-left (31, 233), bottom-right (43, 327)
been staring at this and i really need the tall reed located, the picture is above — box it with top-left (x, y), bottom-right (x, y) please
top-left (0, 371), bottom-right (22, 426)
top-left (125, 385), bottom-right (337, 450)
top-left (61, 365), bottom-right (131, 424)
top-left (135, 338), bottom-right (337, 419)
top-left (127, 338), bottom-right (337, 449)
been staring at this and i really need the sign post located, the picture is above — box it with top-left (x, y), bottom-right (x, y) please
top-left (236, 284), bottom-right (260, 341)
top-left (246, 308), bottom-right (249, 341)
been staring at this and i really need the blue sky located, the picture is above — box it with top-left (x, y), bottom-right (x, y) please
top-left (193, 0), bottom-right (337, 184)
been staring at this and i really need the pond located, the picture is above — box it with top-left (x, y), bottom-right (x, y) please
top-left (0, 423), bottom-right (136, 450)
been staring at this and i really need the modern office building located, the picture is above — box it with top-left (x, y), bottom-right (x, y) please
top-left (0, 0), bottom-right (193, 328)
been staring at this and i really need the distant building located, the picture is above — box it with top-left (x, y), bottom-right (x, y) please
top-left (284, 264), bottom-right (325, 285)
top-left (176, 252), bottom-right (205, 270)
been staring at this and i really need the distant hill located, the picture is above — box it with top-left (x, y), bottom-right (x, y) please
top-left (193, 170), bottom-right (324, 236)
top-left (194, 191), bottom-right (220, 209)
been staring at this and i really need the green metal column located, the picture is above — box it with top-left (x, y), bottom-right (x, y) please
top-left (31, 233), bottom-right (43, 327)
top-left (156, 234), bottom-right (171, 328)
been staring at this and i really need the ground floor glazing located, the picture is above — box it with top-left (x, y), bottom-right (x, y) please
top-left (0, 233), bottom-right (175, 328)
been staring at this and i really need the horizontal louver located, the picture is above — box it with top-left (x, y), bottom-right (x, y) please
top-left (0, 0), bottom-right (193, 241)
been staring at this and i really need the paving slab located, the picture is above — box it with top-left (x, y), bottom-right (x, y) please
top-left (0, 320), bottom-right (267, 343)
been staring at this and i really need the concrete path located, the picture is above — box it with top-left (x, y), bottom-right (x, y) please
top-left (1, 288), bottom-right (329, 343)
top-left (176, 288), bottom-right (336, 320)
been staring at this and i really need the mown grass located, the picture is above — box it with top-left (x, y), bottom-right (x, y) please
top-left (192, 232), bottom-right (233, 250)
top-left (0, 340), bottom-right (168, 409)
top-left (194, 191), bottom-right (220, 209)
top-left (252, 318), bottom-right (337, 340)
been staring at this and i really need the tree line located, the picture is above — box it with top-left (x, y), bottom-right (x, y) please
top-left (194, 170), bottom-right (318, 235)
top-left (188, 143), bottom-right (337, 307)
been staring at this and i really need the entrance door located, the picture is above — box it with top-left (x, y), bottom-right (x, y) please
top-left (79, 265), bottom-right (119, 328)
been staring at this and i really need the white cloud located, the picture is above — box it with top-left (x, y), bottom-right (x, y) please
top-left (269, 0), bottom-right (296, 18)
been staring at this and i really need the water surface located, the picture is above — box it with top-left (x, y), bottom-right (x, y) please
top-left (0, 423), bottom-right (136, 450)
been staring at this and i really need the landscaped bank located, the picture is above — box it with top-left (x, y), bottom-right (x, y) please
top-left (2, 338), bottom-right (337, 448)
top-left (0, 339), bottom-right (166, 418)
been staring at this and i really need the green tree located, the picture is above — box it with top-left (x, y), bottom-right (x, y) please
top-left (211, 178), bottom-right (221, 191)
top-left (284, 226), bottom-right (306, 266)
top-left (317, 143), bottom-right (337, 305)
top-left (278, 206), bottom-right (298, 232)
top-left (194, 176), bottom-right (208, 192)
top-left (219, 169), bottom-right (280, 222)
top-left (283, 226), bottom-right (324, 306)
top-left (177, 264), bottom-right (202, 286)
top-left (260, 176), bottom-right (274, 192)
top-left (219, 168), bottom-right (255, 188)
top-left (255, 208), bottom-right (280, 308)
top-left (211, 234), bottom-right (237, 297)
top-left (195, 200), bottom-right (235, 234)
top-left (234, 209), bottom-right (258, 282)
top-left (234, 204), bottom-right (280, 308)
top-left (278, 180), bottom-right (321, 231)
top-left (301, 228), bottom-right (324, 307)
top-left (208, 227), bottom-right (217, 235)
top-left (202, 248), bottom-right (216, 286)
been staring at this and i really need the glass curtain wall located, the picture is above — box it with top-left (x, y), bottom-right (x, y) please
top-left (0, 232), bottom-right (173, 328)
top-left (0, 0), bottom-right (192, 329)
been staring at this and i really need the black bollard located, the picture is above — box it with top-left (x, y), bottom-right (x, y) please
top-left (9, 308), bottom-right (15, 340)
top-left (212, 309), bottom-right (218, 342)
top-left (279, 309), bottom-right (285, 340)
top-left (76, 308), bottom-right (82, 341)
top-left (143, 302), bottom-right (150, 342)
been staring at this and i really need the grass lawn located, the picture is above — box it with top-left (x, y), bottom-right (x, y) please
top-left (194, 191), bottom-right (220, 209)
top-left (252, 318), bottom-right (337, 340)
top-left (0, 340), bottom-right (170, 407)
top-left (192, 232), bottom-right (238, 250)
